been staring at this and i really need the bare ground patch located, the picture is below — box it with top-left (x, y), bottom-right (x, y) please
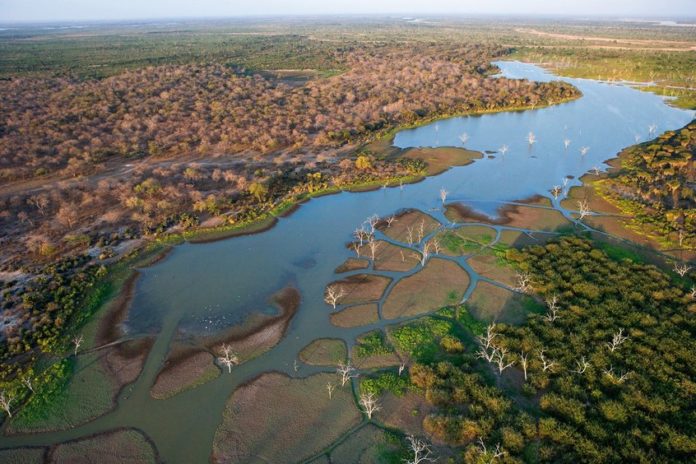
top-left (379, 210), bottom-right (441, 244)
top-left (299, 338), bottom-right (347, 366)
top-left (382, 258), bottom-right (470, 320)
top-left (358, 240), bottom-right (419, 272)
top-left (465, 281), bottom-right (534, 324)
top-left (211, 372), bottom-right (361, 464)
top-left (330, 304), bottom-right (379, 328)
top-left (48, 428), bottom-right (157, 464)
top-left (379, 391), bottom-right (433, 437)
top-left (335, 258), bottom-right (370, 273)
top-left (331, 274), bottom-right (392, 305)
top-left (401, 147), bottom-right (482, 175)
top-left (445, 201), bottom-right (569, 231)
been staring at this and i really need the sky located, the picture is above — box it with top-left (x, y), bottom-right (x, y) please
top-left (1, 0), bottom-right (695, 23)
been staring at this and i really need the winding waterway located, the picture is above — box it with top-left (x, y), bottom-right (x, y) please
top-left (1, 62), bottom-right (693, 462)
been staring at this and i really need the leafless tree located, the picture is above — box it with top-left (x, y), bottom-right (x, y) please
top-left (352, 242), bottom-right (361, 257)
top-left (477, 324), bottom-right (499, 363)
top-left (400, 249), bottom-right (406, 262)
top-left (493, 347), bottom-right (515, 374)
top-left (22, 376), bottom-right (34, 393)
top-left (514, 272), bottom-right (532, 293)
top-left (551, 185), bottom-right (562, 199)
top-left (325, 284), bottom-right (346, 309)
top-left (365, 214), bottom-right (379, 234)
top-left (690, 287), bottom-right (696, 299)
top-left (28, 194), bottom-right (50, 216)
top-left (419, 242), bottom-right (431, 266)
top-left (368, 238), bottom-right (380, 261)
top-left (606, 328), bottom-right (628, 352)
top-left (579, 146), bottom-right (590, 156)
top-left (399, 362), bottom-right (407, 376)
top-left (406, 226), bottom-right (415, 246)
top-left (336, 361), bottom-right (358, 386)
top-left (0, 391), bottom-right (12, 418)
top-left (572, 356), bottom-right (590, 374)
top-left (405, 435), bottom-right (436, 464)
top-left (354, 227), bottom-right (369, 247)
top-left (359, 392), bottom-right (381, 419)
top-left (477, 438), bottom-right (506, 463)
top-left (539, 350), bottom-right (556, 372)
top-left (72, 333), bottom-right (83, 356)
top-left (603, 365), bottom-right (631, 383)
top-left (499, 144), bottom-right (509, 155)
top-left (431, 238), bottom-right (442, 255)
top-left (293, 359), bottom-right (299, 372)
top-left (648, 123), bottom-right (657, 136)
top-left (519, 351), bottom-right (529, 380)
top-left (592, 166), bottom-right (601, 176)
top-left (527, 131), bottom-right (536, 145)
top-left (459, 132), bottom-right (470, 144)
top-left (386, 216), bottom-right (396, 228)
top-left (673, 262), bottom-right (691, 277)
top-left (544, 295), bottom-right (561, 322)
top-left (577, 200), bottom-right (591, 220)
top-left (326, 382), bottom-right (335, 399)
top-left (218, 344), bottom-right (239, 373)
top-left (563, 138), bottom-right (571, 149)
top-left (417, 220), bottom-right (425, 243)
top-left (439, 188), bottom-right (448, 204)
top-left (563, 177), bottom-right (569, 187)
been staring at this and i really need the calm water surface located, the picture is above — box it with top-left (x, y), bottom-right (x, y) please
top-left (1, 62), bottom-right (692, 462)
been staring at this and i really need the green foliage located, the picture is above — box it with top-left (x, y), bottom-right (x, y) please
top-left (13, 358), bottom-right (73, 424)
top-left (361, 372), bottom-right (410, 397)
top-left (390, 318), bottom-right (456, 363)
top-left (355, 331), bottom-right (394, 358)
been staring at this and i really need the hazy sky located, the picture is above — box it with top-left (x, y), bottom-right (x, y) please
top-left (2, 0), bottom-right (695, 22)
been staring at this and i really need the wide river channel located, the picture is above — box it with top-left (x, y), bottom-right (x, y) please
top-left (1, 61), bottom-right (693, 462)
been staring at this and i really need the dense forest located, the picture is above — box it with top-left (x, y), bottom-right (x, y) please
top-left (0, 44), bottom-right (577, 182)
top-left (595, 121), bottom-right (695, 246)
top-left (401, 236), bottom-right (695, 462)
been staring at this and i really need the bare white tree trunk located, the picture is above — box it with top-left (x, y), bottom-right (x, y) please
top-left (326, 382), bottom-right (335, 399)
top-left (0, 391), bottom-right (12, 418)
top-left (405, 435), bottom-right (436, 464)
top-left (359, 392), bottom-right (381, 419)
top-left (72, 334), bottom-right (84, 356)
top-left (336, 361), bottom-right (358, 386)
top-left (217, 344), bottom-right (239, 373)
top-left (606, 328), bottom-right (629, 352)
top-left (325, 284), bottom-right (346, 309)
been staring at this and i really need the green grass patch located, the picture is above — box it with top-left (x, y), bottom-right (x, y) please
top-left (355, 331), bottom-right (394, 359)
top-left (360, 371), bottom-right (410, 397)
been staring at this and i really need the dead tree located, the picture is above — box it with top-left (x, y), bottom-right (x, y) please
top-left (336, 361), bottom-right (358, 386)
top-left (354, 227), bottom-right (368, 247)
top-left (405, 435), bottom-right (436, 464)
top-left (673, 262), bottom-right (691, 277)
top-left (572, 356), bottom-right (590, 374)
top-left (368, 238), bottom-right (380, 261)
top-left (326, 382), bottom-right (335, 399)
top-left (477, 438), bottom-right (506, 463)
top-left (359, 392), bottom-right (381, 419)
top-left (539, 350), bottom-right (556, 372)
top-left (431, 239), bottom-right (442, 255)
top-left (352, 242), bottom-right (361, 257)
top-left (563, 138), bottom-right (571, 149)
top-left (577, 200), bottom-right (591, 220)
top-left (606, 328), bottom-right (628, 352)
top-left (218, 344), bottom-right (239, 373)
top-left (493, 347), bottom-right (515, 374)
top-left (406, 226), bottom-right (415, 246)
top-left (603, 365), bottom-right (631, 383)
top-left (440, 188), bottom-right (449, 204)
top-left (514, 273), bottom-right (532, 293)
top-left (419, 242), bottom-right (431, 266)
top-left (544, 295), bottom-right (561, 322)
top-left (690, 287), bottom-right (696, 299)
top-left (325, 284), bottom-right (346, 309)
top-left (386, 216), bottom-right (395, 228)
top-left (417, 220), bottom-right (425, 243)
top-left (551, 185), bottom-right (562, 199)
top-left (579, 146), bottom-right (590, 156)
top-left (72, 334), bottom-right (84, 356)
top-left (519, 351), bottom-right (529, 380)
top-left (0, 391), bottom-right (12, 418)
top-left (476, 324), bottom-right (498, 363)
top-left (22, 376), bottom-right (34, 393)
top-left (365, 214), bottom-right (379, 234)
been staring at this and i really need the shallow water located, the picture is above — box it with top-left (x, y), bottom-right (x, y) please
top-left (1, 62), bottom-right (692, 462)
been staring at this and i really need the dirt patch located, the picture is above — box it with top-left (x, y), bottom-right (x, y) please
top-left (379, 209), bottom-right (441, 244)
top-left (401, 147), bottom-right (483, 175)
top-left (466, 281), bottom-right (535, 324)
top-left (211, 372), bottom-right (361, 464)
top-left (382, 258), bottom-right (470, 320)
top-left (561, 184), bottom-right (622, 215)
top-left (95, 271), bottom-right (139, 346)
top-left (468, 254), bottom-right (517, 287)
top-left (328, 424), bottom-right (400, 464)
top-left (187, 216), bottom-right (278, 244)
top-left (380, 392), bottom-right (433, 437)
top-left (446, 202), bottom-right (569, 231)
top-left (330, 304), bottom-right (379, 328)
top-left (335, 257), bottom-right (370, 273)
top-left (152, 287), bottom-right (300, 399)
top-left (0, 447), bottom-right (47, 463)
top-left (359, 240), bottom-right (419, 272)
top-left (352, 350), bottom-right (401, 369)
top-left (48, 428), bottom-right (158, 463)
top-left (151, 350), bottom-right (219, 400)
top-left (299, 338), bottom-right (347, 366)
top-left (330, 274), bottom-right (392, 305)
